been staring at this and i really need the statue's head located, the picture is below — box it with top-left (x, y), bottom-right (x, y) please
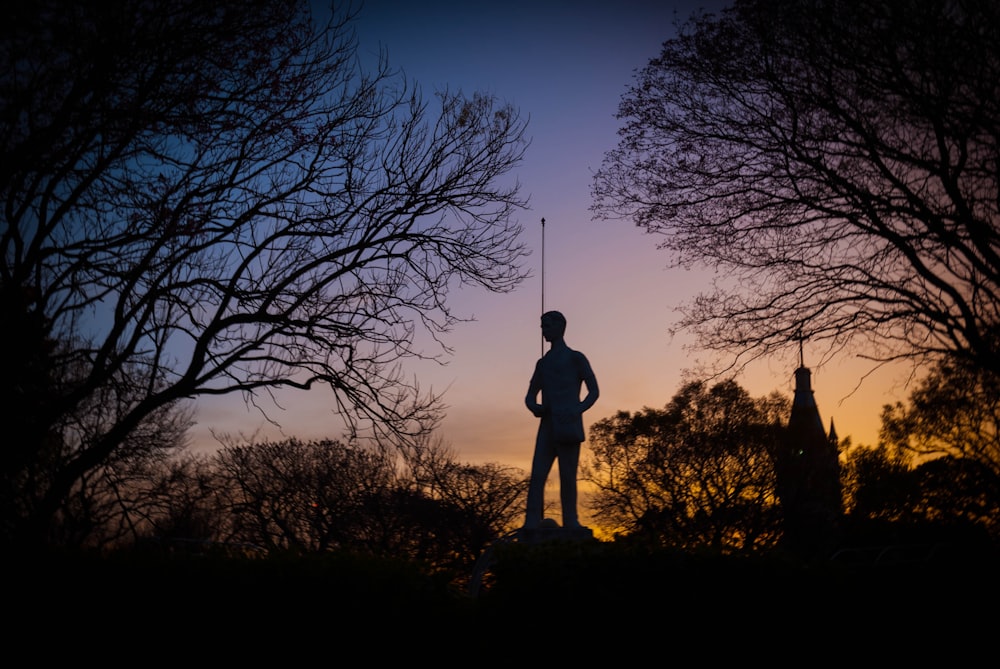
top-left (541, 310), bottom-right (566, 339)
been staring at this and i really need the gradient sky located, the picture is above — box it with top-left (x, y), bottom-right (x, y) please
top-left (190, 0), bottom-right (910, 471)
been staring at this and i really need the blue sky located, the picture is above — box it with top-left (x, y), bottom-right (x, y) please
top-left (191, 0), bottom-right (905, 469)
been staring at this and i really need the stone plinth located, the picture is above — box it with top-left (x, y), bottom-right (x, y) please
top-left (515, 522), bottom-right (595, 545)
top-left (468, 520), bottom-right (598, 595)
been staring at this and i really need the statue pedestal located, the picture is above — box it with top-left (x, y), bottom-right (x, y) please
top-left (515, 523), bottom-right (595, 545)
top-left (468, 520), bottom-right (597, 595)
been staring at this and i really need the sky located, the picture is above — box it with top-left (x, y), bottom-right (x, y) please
top-left (190, 0), bottom-right (910, 472)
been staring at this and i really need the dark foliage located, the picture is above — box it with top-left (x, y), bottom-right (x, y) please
top-left (11, 538), bottom-right (997, 662)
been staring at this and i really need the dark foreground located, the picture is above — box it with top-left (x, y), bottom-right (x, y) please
top-left (10, 539), bottom-right (998, 664)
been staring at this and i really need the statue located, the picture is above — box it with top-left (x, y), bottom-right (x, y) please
top-left (523, 310), bottom-right (599, 530)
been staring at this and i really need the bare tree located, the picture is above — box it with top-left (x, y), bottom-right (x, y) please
top-left (130, 453), bottom-right (224, 552)
top-left (2, 0), bottom-right (529, 545)
top-left (213, 438), bottom-right (398, 553)
top-left (209, 436), bottom-right (521, 585)
top-left (402, 435), bottom-right (528, 539)
top-left (1, 342), bottom-right (195, 547)
top-left (51, 397), bottom-right (195, 550)
top-left (591, 0), bottom-right (1000, 377)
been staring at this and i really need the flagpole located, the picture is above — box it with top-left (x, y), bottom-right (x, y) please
top-left (540, 217), bottom-right (545, 357)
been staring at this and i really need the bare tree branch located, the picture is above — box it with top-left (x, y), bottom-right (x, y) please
top-left (592, 0), bottom-right (1000, 377)
top-left (2, 0), bottom-right (530, 545)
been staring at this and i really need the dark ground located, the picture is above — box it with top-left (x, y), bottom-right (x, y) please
top-left (9, 538), bottom-right (997, 664)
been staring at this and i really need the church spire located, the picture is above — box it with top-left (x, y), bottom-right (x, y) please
top-left (776, 336), bottom-right (843, 557)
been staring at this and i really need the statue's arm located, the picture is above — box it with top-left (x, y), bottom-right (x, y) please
top-left (577, 353), bottom-right (599, 413)
top-left (525, 361), bottom-right (545, 417)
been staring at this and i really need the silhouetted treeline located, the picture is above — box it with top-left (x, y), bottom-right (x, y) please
top-left (583, 376), bottom-right (1000, 561)
top-left (12, 435), bottom-right (528, 590)
top-left (13, 371), bottom-right (999, 590)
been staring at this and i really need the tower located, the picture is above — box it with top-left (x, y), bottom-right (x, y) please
top-left (776, 344), bottom-right (843, 558)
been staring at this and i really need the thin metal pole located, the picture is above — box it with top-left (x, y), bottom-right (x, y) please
top-left (540, 217), bottom-right (545, 357)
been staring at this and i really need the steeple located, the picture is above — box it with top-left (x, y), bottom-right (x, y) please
top-left (775, 339), bottom-right (843, 557)
top-left (788, 333), bottom-right (835, 442)
top-left (790, 364), bottom-right (827, 444)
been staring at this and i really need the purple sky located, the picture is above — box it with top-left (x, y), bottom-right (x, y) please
top-left (191, 0), bottom-right (906, 470)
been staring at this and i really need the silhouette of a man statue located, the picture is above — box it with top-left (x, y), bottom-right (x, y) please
top-left (523, 310), bottom-right (599, 530)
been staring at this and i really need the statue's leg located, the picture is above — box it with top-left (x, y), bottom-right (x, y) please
top-left (557, 443), bottom-right (581, 528)
top-left (524, 426), bottom-right (555, 528)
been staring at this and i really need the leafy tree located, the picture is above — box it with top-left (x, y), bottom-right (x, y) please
top-left (872, 355), bottom-right (1000, 538)
top-left (841, 443), bottom-right (914, 522)
top-left (909, 456), bottom-right (1000, 540)
top-left (582, 379), bottom-right (788, 553)
top-left (2, 0), bottom-right (529, 545)
top-left (881, 356), bottom-right (1000, 478)
top-left (841, 445), bottom-right (1000, 544)
top-left (592, 0), bottom-right (1000, 377)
